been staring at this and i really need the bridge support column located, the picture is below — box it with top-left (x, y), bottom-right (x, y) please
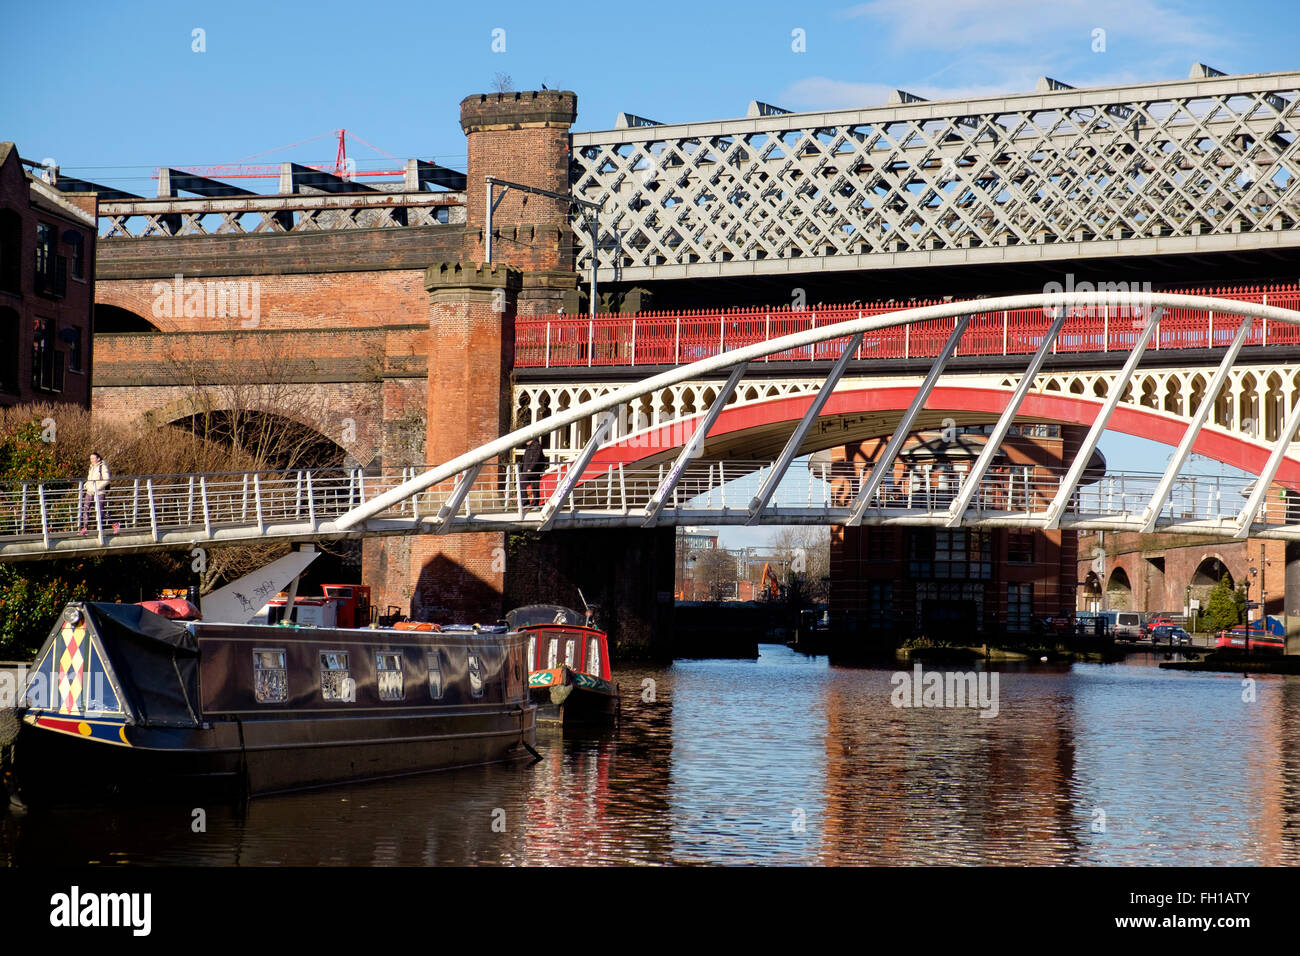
top-left (1287, 540), bottom-right (1300, 656)
top-left (505, 526), bottom-right (676, 660)
top-left (371, 262), bottom-right (523, 624)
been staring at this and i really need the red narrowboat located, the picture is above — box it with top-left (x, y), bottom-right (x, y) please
top-left (509, 605), bottom-right (620, 726)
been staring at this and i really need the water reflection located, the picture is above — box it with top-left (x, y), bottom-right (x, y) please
top-left (2, 646), bottom-right (1298, 865)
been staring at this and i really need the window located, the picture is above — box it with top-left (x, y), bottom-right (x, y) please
top-left (526, 635), bottom-right (536, 670)
top-left (0, 210), bottom-right (19, 293)
top-left (915, 582), bottom-right (987, 632)
top-left (377, 651), bottom-right (404, 701)
top-left (467, 653), bottom-right (484, 697)
top-left (867, 529), bottom-right (895, 563)
top-left (869, 582), bottom-right (893, 630)
top-left (66, 230), bottom-right (85, 280)
top-left (563, 639), bottom-right (576, 668)
top-left (1007, 531), bottom-right (1034, 564)
top-left (546, 638), bottom-right (558, 668)
top-left (968, 531), bottom-right (992, 579)
top-left (0, 307), bottom-right (17, 394)
top-left (426, 650), bottom-right (443, 700)
top-left (587, 637), bottom-right (601, 677)
top-left (935, 530), bottom-right (966, 579)
top-left (908, 531), bottom-right (934, 578)
top-left (253, 649), bottom-right (288, 703)
top-left (35, 223), bottom-right (52, 277)
top-left (66, 326), bottom-right (83, 373)
top-left (320, 651), bottom-right (354, 702)
top-left (1007, 584), bottom-right (1033, 632)
top-left (34, 223), bottom-right (65, 297)
top-left (31, 317), bottom-right (61, 392)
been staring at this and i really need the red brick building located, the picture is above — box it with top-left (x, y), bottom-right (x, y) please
top-left (830, 424), bottom-right (1086, 640)
top-left (0, 143), bottom-right (97, 409)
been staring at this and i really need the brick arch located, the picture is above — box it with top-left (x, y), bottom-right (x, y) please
top-left (93, 382), bottom-right (383, 467)
top-left (95, 302), bottom-right (159, 333)
top-left (143, 395), bottom-right (361, 467)
top-left (95, 283), bottom-right (176, 332)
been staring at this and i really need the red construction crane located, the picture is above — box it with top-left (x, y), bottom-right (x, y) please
top-left (156, 130), bottom-right (406, 181)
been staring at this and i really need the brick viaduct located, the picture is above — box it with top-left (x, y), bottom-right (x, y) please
top-left (90, 91), bottom-right (673, 651)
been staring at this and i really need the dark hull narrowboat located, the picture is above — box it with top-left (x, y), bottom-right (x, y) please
top-left (14, 602), bottom-right (537, 801)
top-left (508, 605), bottom-right (620, 727)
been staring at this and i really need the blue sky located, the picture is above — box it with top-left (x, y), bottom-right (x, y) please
top-left (3, 0), bottom-right (1296, 191)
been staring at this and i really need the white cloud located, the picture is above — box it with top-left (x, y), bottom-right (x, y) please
top-left (842, 0), bottom-right (1228, 54)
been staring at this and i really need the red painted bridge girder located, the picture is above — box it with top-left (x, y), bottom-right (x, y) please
top-left (577, 385), bottom-right (1300, 486)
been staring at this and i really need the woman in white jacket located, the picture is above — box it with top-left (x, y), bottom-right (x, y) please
top-left (78, 452), bottom-right (119, 534)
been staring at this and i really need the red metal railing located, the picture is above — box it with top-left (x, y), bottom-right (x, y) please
top-left (514, 284), bottom-right (1300, 368)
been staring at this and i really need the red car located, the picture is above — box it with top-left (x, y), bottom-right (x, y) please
top-left (1215, 624), bottom-right (1285, 654)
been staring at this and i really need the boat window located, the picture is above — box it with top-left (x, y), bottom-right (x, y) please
top-left (319, 651), bottom-right (354, 702)
top-left (587, 637), bottom-right (601, 677)
top-left (425, 650), bottom-right (444, 700)
top-left (547, 638), bottom-right (558, 669)
top-left (254, 649), bottom-right (288, 704)
top-left (376, 651), bottom-right (403, 701)
top-left (564, 639), bottom-right (576, 668)
top-left (527, 635), bottom-right (536, 670)
top-left (468, 653), bottom-right (484, 697)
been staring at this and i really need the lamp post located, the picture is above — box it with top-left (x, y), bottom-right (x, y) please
top-left (1247, 565), bottom-right (1258, 652)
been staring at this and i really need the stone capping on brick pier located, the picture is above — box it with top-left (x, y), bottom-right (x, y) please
top-left (459, 90), bottom-right (578, 132)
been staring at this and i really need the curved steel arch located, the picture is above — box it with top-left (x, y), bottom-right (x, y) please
top-left (338, 291), bottom-right (1300, 530)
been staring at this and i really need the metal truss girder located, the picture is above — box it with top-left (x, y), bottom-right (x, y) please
top-left (433, 463), bottom-right (484, 535)
top-left (643, 363), bottom-right (747, 527)
top-left (539, 411), bottom-right (616, 530)
top-left (747, 334), bottom-right (862, 523)
top-left (1139, 313), bottom-right (1256, 533)
top-left (570, 76), bottom-right (1300, 278)
top-left (847, 315), bottom-right (972, 525)
top-left (1233, 395), bottom-right (1300, 537)
top-left (1041, 309), bottom-right (1162, 529)
top-left (945, 307), bottom-right (1070, 527)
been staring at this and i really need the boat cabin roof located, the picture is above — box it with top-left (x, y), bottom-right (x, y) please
top-left (507, 605), bottom-right (587, 629)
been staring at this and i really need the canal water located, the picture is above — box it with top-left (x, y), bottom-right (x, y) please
top-left (3, 644), bottom-right (1298, 866)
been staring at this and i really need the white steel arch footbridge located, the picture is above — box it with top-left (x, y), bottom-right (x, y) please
top-left (4, 291), bottom-right (1300, 560)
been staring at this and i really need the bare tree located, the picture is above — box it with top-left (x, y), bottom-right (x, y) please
top-left (691, 547), bottom-right (738, 602)
top-left (83, 327), bottom-right (361, 592)
top-left (491, 72), bottom-right (514, 93)
top-left (769, 526), bottom-right (831, 603)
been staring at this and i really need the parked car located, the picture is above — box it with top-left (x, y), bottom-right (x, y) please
top-left (1149, 625), bottom-right (1191, 646)
top-left (1140, 616), bottom-right (1181, 639)
top-left (1113, 611), bottom-right (1143, 640)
